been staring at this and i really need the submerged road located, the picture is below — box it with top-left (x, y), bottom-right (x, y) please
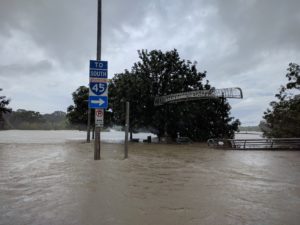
top-left (0, 131), bottom-right (300, 225)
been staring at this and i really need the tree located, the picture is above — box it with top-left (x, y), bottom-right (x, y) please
top-left (261, 63), bottom-right (300, 137)
top-left (7, 109), bottom-right (46, 129)
top-left (43, 111), bottom-right (67, 129)
top-left (109, 49), bottom-right (240, 141)
top-left (5, 109), bottom-right (68, 130)
top-left (0, 89), bottom-right (12, 129)
top-left (44, 111), bottom-right (66, 123)
top-left (277, 63), bottom-right (300, 100)
top-left (66, 86), bottom-right (91, 129)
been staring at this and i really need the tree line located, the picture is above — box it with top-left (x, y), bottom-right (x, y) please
top-left (260, 63), bottom-right (300, 137)
top-left (0, 91), bottom-right (69, 130)
top-left (1, 109), bottom-right (69, 130)
top-left (1, 49), bottom-right (299, 140)
top-left (68, 49), bottom-right (240, 141)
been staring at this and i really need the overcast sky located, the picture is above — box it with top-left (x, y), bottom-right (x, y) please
top-left (0, 0), bottom-right (299, 125)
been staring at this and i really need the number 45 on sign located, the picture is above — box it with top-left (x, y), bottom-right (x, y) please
top-left (90, 82), bottom-right (107, 96)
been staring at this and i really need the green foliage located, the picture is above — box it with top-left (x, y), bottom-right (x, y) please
top-left (0, 89), bottom-right (69, 130)
top-left (262, 63), bottom-right (300, 137)
top-left (66, 86), bottom-right (91, 129)
top-left (0, 89), bottom-right (11, 113)
top-left (11, 109), bottom-right (45, 123)
top-left (109, 49), bottom-right (240, 141)
top-left (0, 89), bottom-right (12, 129)
top-left (5, 109), bottom-right (68, 130)
top-left (276, 63), bottom-right (300, 100)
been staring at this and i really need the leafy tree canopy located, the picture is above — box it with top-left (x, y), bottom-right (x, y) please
top-left (0, 88), bottom-right (12, 129)
top-left (0, 88), bottom-right (11, 115)
top-left (4, 109), bottom-right (68, 130)
top-left (67, 86), bottom-right (91, 129)
top-left (109, 49), bottom-right (240, 141)
top-left (261, 63), bottom-right (300, 137)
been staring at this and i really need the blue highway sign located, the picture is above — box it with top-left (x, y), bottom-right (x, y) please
top-left (89, 69), bottom-right (107, 78)
top-left (89, 96), bottom-right (108, 109)
top-left (90, 82), bottom-right (107, 95)
top-left (90, 60), bottom-right (108, 70)
top-left (89, 60), bottom-right (108, 109)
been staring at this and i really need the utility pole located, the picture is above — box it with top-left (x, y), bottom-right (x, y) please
top-left (221, 92), bottom-right (225, 139)
top-left (94, 0), bottom-right (102, 160)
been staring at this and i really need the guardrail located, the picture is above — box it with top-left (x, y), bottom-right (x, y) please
top-left (207, 138), bottom-right (300, 150)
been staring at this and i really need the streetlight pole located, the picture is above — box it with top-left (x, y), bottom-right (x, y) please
top-left (94, 0), bottom-right (102, 160)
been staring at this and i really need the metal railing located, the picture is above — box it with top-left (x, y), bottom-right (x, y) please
top-left (154, 87), bottom-right (243, 106)
top-left (207, 138), bottom-right (300, 150)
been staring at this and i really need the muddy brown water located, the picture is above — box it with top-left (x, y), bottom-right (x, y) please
top-left (1, 133), bottom-right (300, 225)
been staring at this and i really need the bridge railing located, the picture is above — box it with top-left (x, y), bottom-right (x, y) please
top-left (207, 138), bottom-right (300, 150)
top-left (213, 87), bottom-right (243, 99)
top-left (154, 87), bottom-right (243, 106)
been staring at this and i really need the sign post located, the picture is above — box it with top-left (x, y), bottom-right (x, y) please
top-left (89, 60), bottom-right (108, 160)
top-left (89, 0), bottom-right (106, 160)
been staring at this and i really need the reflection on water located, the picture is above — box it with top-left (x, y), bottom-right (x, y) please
top-left (235, 131), bottom-right (263, 139)
top-left (0, 131), bottom-right (299, 225)
top-left (0, 130), bottom-right (263, 144)
top-left (0, 130), bottom-right (156, 144)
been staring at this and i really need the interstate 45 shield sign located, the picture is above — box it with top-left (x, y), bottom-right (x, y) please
top-left (89, 82), bottom-right (107, 96)
top-left (89, 60), bottom-right (108, 109)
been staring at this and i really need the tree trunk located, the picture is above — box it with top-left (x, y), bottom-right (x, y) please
top-left (92, 125), bottom-right (95, 139)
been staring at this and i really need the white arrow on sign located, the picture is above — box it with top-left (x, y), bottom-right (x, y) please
top-left (91, 98), bottom-right (105, 106)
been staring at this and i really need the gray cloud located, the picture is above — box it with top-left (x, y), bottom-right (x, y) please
top-left (0, 0), bottom-right (299, 125)
top-left (0, 60), bottom-right (53, 77)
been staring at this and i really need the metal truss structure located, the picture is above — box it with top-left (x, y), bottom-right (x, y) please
top-left (154, 87), bottom-right (243, 106)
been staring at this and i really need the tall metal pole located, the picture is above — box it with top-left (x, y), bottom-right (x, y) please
top-left (124, 101), bottom-right (130, 159)
top-left (221, 93), bottom-right (225, 139)
top-left (97, 0), bottom-right (102, 60)
top-left (94, 0), bottom-right (102, 160)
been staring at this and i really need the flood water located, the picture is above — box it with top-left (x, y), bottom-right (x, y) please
top-left (0, 130), bottom-right (300, 225)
